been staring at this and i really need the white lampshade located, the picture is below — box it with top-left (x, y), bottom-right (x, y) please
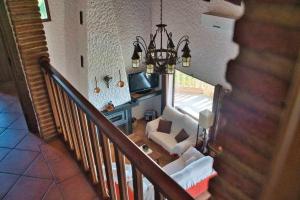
top-left (198, 110), bottom-right (214, 129)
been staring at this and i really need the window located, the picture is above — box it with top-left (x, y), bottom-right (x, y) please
top-left (174, 70), bottom-right (215, 119)
top-left (38, 0), bottom-right (51, 22)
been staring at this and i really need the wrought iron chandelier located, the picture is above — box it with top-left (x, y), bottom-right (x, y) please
top-left (131, 0), bottom-right (191, 74)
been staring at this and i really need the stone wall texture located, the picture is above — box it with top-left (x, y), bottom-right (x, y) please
top-left (86, 0), bottom-right (131, 110)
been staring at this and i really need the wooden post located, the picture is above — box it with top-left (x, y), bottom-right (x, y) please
top-left (0, 1), bottom-right (39, 134)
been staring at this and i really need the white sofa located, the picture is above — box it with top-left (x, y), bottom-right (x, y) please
top-left (163, 147), bottom-right (215, 189)
top-left (111, 147), bottom-right (216, 200)
top-left (146, 105), bottom-right (201, 155)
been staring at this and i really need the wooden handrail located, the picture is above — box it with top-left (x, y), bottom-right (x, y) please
top-left (39, 56), bottom-right (194, 200)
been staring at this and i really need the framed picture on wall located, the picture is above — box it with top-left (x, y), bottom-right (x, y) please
top-left (38, 0), bottom-right (51, 22)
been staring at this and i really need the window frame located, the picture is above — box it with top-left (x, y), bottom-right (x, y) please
top-left (172, 69), bottom-right (224, 143)
top-left (38, 0), bottom-right (51, 22)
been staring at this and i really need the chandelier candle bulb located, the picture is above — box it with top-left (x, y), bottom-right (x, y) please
top-left (131, 45), bottom-right (140, 68)
top-left (136, 43), bottom-right (143, 61)
top-left (182, 43), bottom-right (192, 67)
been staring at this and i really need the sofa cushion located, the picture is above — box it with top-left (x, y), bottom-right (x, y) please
top-left (182, 114), bottom-right (199, 137)
top-left (149, 132), bottom-right (177, 154)
top-left (157, 119), bottom-right (172, 134)
top-left (162, 105), bottom-right (185, 133)
top-left (175, 129), bottom-right (189, 143)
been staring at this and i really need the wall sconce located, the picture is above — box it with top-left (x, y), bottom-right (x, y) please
top-left (103, 75), bottom-right (112, 88)
top-left (94, 77), bottom-right (100, 94)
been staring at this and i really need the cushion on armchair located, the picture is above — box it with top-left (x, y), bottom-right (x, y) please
top-left (175, 129), bottom-right (189, 143)
top-left (157, 119), bottom-right (172, 134)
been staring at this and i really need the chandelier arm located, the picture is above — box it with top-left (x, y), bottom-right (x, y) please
top-left (153, 30), bottom-right (158, 42)
top-left (161, 0), bottom-right (163, 24)
top-left (139, 42), bottom-right (147, 55)
top-left (164, 29), bottom-right (172, 40)
top-left (177, 35), bottom-right (189, 46)
top-left (134, 39), bottom-right (147, 54)
top-left (176, 35), bottom-right (190, 52)
top-left (135, 36), bottom-right (147, 52)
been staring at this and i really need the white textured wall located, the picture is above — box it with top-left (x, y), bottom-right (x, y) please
top-left (64, 0), bottom-right (88, 97)
top-left (113, 0), bottom-right (158, 118)
top-left (113, 0), bottom-right (152, 72)
top-left (44, 0), bottom-right (88, 97)
top-left (43, 0), bottom-right (66, 75)
top-left (151, 0), bottom-right (243, 89)
top-left (132, 95), bottom-right (161, 119)
top-left (86, 0), bottom-right (131, 110)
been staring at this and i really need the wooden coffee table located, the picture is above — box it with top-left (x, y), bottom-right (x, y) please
top-left (129, 134), bottom-right (162, 164)
top-left (140, 145), bottom-right (161, 164)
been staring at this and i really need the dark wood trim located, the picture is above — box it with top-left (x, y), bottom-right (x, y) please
top-left (161, 74), bottom-right (167, 112)
top-left (209, 84), bottom-right (226, 143)
top-left (132, 167), bottom-right (143, 200)
top-left (40, 57), bottom-right (194, 200)
top-left (0, 1), bottom-right (39, 134)
top-left (0, 31), bottom-right (12, 82)
top-left (172, 71), bottom-right (176, 106)
top-left (114, 146), bottom-right (129, 200)
top-left (261, 52), bottom-right (300, 200)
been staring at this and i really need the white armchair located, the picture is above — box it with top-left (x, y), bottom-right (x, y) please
top-left (145, 106), bottom-right (201, 156)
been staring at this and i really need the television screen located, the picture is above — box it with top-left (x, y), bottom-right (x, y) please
top-left (128, 72), bottom-right (155, 93)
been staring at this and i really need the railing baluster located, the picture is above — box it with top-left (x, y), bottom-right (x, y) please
top-left (50, 79), bottom-right (67, 140)
top-left (114, 146), bottom-right (129, 200)
top-left (57, 86), bottom-right (74, 149)
top-left (72, 103), bottom-right (90, 171)
top-left (89, 122), bottom-right (109, 199)
top-left (61, 91), bottom-right (76, 151)
top-left (78, 110), bottom-right (98, 184)
top-left (99, 133), bottom-right (117, 200)
top-left (155, 187), bottom-right (164, 200)
top-left (63, 94), bottom-right (81, 160)
top-left (43, 73), bottom-right (61, 133)
top-left (132, 167), bottom-right (143, 200)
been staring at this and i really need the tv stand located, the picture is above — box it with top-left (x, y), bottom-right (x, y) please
top-left (135, 89), bottom-right (152, 95)
top-left (131, 89), bottom-right (162, 102)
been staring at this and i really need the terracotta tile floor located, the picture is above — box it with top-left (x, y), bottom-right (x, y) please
top-left (0, 82), bottom-right (98, 200)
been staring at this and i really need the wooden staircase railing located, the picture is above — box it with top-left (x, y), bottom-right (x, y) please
top-left (39, 57), bottom-right (194, 200)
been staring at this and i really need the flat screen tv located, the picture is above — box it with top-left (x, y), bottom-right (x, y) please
top-left (128, 72), bottom-right (159, 94)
